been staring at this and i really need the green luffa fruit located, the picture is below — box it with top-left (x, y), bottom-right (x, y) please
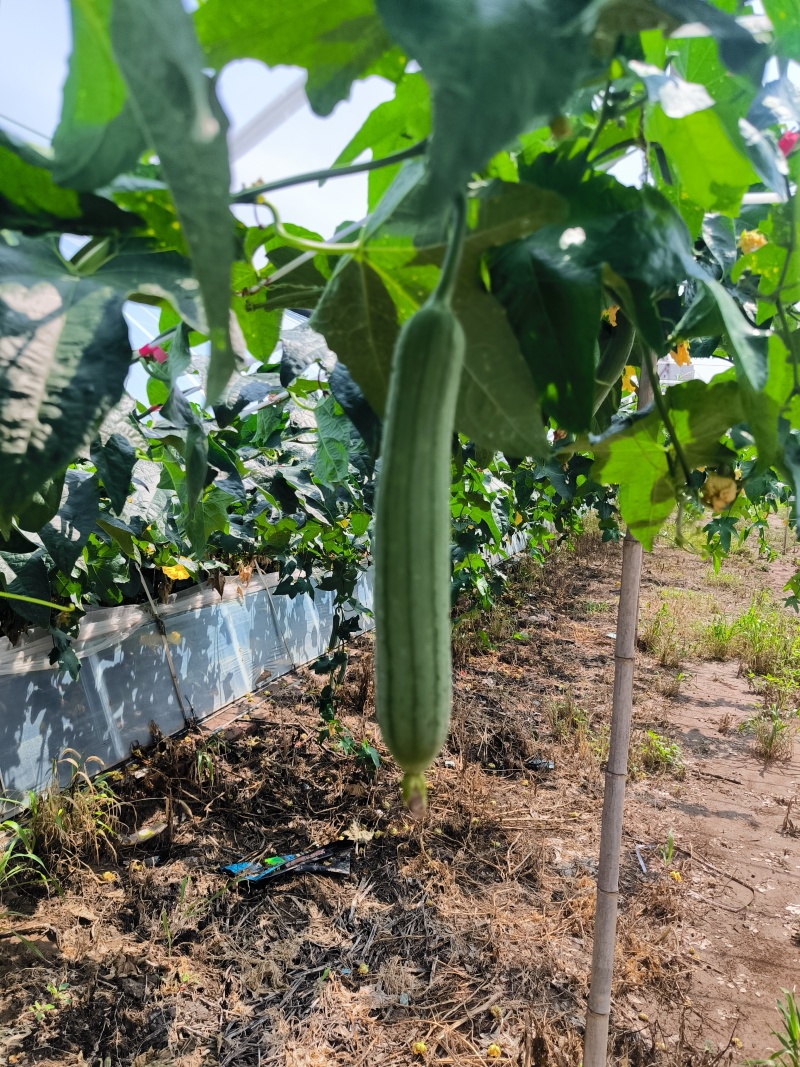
top-left (374, 195), bottom-right (467, 809)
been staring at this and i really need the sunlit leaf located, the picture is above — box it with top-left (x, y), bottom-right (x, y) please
top-left (91, 434), bottom-right (137, 514)
top-left (374, 0), bottom-right (606, 213)
top-left (110, 0), bottom-right (234, 404)
top-left (52, 0), bottom-right (144, 190)
top-left (40, 471), bottom-right (101, 576)
top-left (195, 0), bottom-right (400, 116)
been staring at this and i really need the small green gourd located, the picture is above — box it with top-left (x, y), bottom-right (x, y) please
top-left (374, 196), bottom-right (467, 809)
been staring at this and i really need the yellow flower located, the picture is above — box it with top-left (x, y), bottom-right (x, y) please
top-left (621, 365), bottom-right (637, 395)
top-left (162, 563), bottom-right (190, 581)
top-left (602, 304), bottom-right (619, 327)
top-left (487, 1043), bottom-right (502, 1058)
top-left (412, 1040), bottom-right (427, 1056)
top-left (737, 229), bottom-right (767, 255)
top-left (732, 1038), bottom-right (743, 1049)
top-left (670, 870), bottom-right (682, 883)
top-left (671, 341), bottom-right (691, 367)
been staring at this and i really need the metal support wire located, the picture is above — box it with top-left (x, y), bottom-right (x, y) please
top-left (252, 559), bottom-right (296, 670)
top-left (136, 565), bottom-right (190, 723)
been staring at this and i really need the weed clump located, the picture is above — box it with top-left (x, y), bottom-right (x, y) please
top-left (631, 730), bottom-right (684, 778)
top-left (739, 706), bottom-right (797, 763)
top-left (27, 751), bottom-right (120, 864)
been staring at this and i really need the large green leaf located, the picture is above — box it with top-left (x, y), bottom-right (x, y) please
top-left (231, 262), bottom-right (282, 361)
top-left (311, 178), bottom-right (564, 455)
top-left (657, 0), bottom-right (765, 78)
top-left (738, 333), bottom-right (794, 471)
top-left (15, 473), bottom-right (67, 532)
top-left (313, 395), bottom-right (350, 487)
top-left (0, 550), bottom-right (52, 626)
top-left (452, 286), bottom-right (549, 457)
top-left (333, 72), bottom-right (431, 210)
top-left (0, 236), bottom-right (205, 528)
top-left (373, 0), bottom-right (606, 213)
top-left (762, 0), bottom-right (800, 61)
top-left (91, 433), bottom-right (137, 514)
top-left (110, 0), bottom-right (235, 404)
top-left (52, 0), bottom-right (145, 190)
top-left (95, 239), bottom-right (208, 332)
top-left (40, 471), bottom-right (101, 576)
top-left (512, 163), bottom-right (696, 353)
top-left (591, 378), bottom-right (745, 549)
top-left (0, 240), bottom-right (129, 530)
top-left (311, 256), bottom-right (400, 415)
top-left (0, 131), bottom-right (140, 236)
top-left (645, 105), bottom-right (758, 216)
top-left (489, 243), bottom-right (603, 431)
top-left (194, 0), bottom-right (400, 117)
top-left (591, 410), bottom-right (675, 550)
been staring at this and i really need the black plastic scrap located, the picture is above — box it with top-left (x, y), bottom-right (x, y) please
top-left (527, 758), bottom-right (555, 772)
top-left (221, 840), bottom-right (352, 884)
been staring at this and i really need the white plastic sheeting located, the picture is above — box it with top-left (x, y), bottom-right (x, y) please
top-left (0, 532), bottom-right (523, 802)
top-left (0, 567), bottom-right (374, 801)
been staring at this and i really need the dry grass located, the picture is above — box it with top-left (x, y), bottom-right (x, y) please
top-left (740, 707), bottom-right (797, 763)
top-left (27, 751), bottom-right (120, 864)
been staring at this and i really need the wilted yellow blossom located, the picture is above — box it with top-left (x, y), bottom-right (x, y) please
top-left (549, 115), bottom-right (571, 139)
top-left (671, 341), bottom-right (691, 366)
top-left (738, 229), bottom-right (767, 254)
top-left (701, 473), bottom-right (739, 512)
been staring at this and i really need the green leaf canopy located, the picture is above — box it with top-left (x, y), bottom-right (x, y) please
top-left (373, 0), bottom-right (606, 213)
top-left (194, 0), bottom-right (401, 116)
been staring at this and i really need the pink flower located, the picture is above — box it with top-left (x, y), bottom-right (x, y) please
top-left (778, 130), bottom-right (799, 157)
top-left (138, 343), bottom-right (168, 364)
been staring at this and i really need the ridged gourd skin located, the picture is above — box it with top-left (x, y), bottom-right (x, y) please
top-left (374, 299), bottom-right (465, 801)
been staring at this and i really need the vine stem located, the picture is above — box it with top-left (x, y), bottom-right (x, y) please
top-left (433, 194), bottom-right (468, 306)
top-left (643, 350), bottom-right (693, 486)
top-left (256, 200), bottom-right (361, 254)
top-left (583, 77), bottom-right (614, 164)
top-left (0, 591), bottom-right (76, 613)
top-left (230, 139), bottom-right (428, 204)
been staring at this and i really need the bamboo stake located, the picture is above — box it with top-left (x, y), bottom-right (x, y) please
top-left (583, 356), bottom-right (653, 1065)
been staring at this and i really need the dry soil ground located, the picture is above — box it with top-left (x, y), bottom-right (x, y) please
top-left (0, 525), bottom-right (798, 1067)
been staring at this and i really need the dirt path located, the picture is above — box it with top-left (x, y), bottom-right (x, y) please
top-left (629, 656), bottom-right (800, 1052)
